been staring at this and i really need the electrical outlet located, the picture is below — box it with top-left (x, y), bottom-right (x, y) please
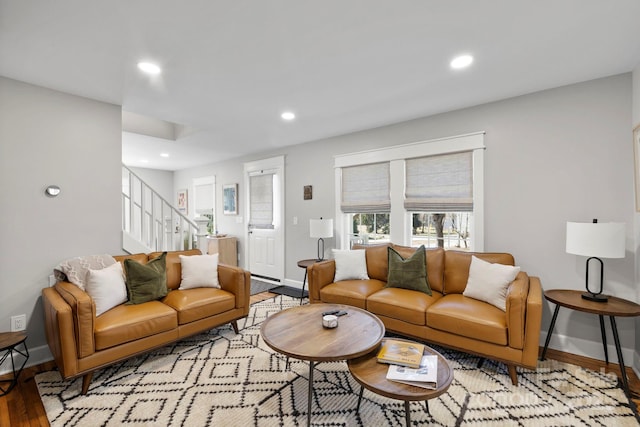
top-left (11, 314), bottom-right (26, 332)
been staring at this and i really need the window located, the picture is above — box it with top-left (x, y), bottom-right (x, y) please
top-left (193, 176), bottom-right (216, 234)
top-left (334, 132), bottom-right (485, 251)
top-left (406, 152), bottom-right (473, 250)
top-left (340, 162), bottom-right (391, 244)
top-left (249, 172), bottom-right (274, 229)
top-left (411, 212), bottom-right (472, 249)
top-left (351, 213), bottom-right (390, 245)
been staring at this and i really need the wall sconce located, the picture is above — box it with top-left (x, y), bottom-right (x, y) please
top-left (45, 185), bottom-right (61, 197)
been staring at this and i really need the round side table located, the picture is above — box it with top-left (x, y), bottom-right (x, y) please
top-left (0, 332), bottom-right (29, 396)
top-left (297, 258), bottom-right (319, 305)
top-left (540, 289), bottom-right (640, 397)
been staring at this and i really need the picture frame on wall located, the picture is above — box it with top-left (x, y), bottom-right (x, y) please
top-left (177, 189), bottom-right (188, 214)
top-left (223, 184), bottom-right (238, 215)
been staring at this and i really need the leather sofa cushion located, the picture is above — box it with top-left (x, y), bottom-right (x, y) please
top-left (426, 294), bottom-right (508, 345)
top-left (444, 251), bottom-right (515, 295)
top-left (367, 288), bottom-right (442, 326)
top-left (319, 279), bottom-right (385, 309)
top-left (149, 249), bottom-right (201, 290)
top-left (94, 301), bottom-right (177, 350)
top-left (114, 253), bottom-right (148, 265)
top-left (390, 245), bottom-right (445, 293)
top-left (163, 288), bottom-right (235, 324)
top-left (360, 244), bottom-right (391, 281)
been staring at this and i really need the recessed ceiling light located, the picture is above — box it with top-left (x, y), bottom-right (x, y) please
top-left (450, 55), bottom-right (473, 69)
top-left (137, 62), bottom-right (162, 75)
top-left (140, 159), bottom-right (149, 163)
top-left (281, 111), bottom-right (295, 121)
top-left (160, 153), bottom-right (169, 158)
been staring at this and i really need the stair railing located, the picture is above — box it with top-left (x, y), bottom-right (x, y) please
top-left (122, 165), bottom-right (198, 252)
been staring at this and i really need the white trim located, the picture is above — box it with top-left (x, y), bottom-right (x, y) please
top-left (334, 132), bottom-right (485, 250)
top-left (334, 132), bottom-right (485, 168)
top-left (243, 155), bottom-right (285, 282)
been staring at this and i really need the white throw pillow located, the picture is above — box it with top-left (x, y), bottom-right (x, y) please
top-left (463, 255), bottom-right (521, 311)
top-left (332, 249), bottom-right (369, 281)
top-left (179, 254), bottom-right (220, 289)
top-left (86, 262), bottom-right (128, 316)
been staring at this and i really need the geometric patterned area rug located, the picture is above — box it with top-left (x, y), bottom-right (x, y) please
top-left (35, 295), bottom-right (639, 426)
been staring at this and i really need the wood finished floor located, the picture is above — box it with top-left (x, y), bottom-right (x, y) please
top-left (2, 291), bottom-right (638, 427)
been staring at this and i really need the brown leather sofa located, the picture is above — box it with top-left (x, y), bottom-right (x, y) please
top-left (42, 249), bottom-right (250, 394)
top-left (307, 244), bottom-right (542, 385)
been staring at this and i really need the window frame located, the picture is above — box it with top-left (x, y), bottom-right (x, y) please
top-left (334, 132), bottom-right (485, 251)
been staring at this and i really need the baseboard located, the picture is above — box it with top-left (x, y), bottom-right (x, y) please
top-left (540, 329), bottom-right (636, 367)
top-left (0, 343), bottom-right (52, 377)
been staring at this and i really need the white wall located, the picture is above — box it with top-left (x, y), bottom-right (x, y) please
top-left (175, 73), bottom-right (636, 361)
top-left (129, 166), bottom-right (174, 203)
top-left (0, 77), bottom-right (122, 365)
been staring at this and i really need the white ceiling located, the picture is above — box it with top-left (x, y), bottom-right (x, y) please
top-left (2, 1), bottom-right (640, 171)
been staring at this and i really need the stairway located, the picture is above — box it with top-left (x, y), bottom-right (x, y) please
top-left (122, 165), bottom-right (199, 254)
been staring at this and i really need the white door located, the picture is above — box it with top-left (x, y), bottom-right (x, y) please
top-left (244, 156), bottom-right (284, 281)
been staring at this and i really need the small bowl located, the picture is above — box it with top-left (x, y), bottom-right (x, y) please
top-left (322, 314), bottom-right (338, 329)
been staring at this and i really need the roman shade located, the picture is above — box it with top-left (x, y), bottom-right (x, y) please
top-left (340, 162), bottom-right (390, 213)
top-left (404, 151), bottom-right (473, 212)
top-left (249, 173), bottom-right (274, 229)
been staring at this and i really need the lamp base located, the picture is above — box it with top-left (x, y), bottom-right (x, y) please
top-left (581, 292), bottom-right (608, 303)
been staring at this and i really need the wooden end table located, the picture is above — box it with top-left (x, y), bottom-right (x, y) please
top-left (347, 338), bottom-right (454, 426)
top-left (297, 259), bottom-right (318, 305)
top-left (540, 289), bottom-right (640, 397)
top-left (260, 303), bottom-right (385, 426)
top-left (0, 332), bottom-right (29, 396)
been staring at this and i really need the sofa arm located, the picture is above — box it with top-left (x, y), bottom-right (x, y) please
top-left (307, 260), bottom-right (336, 303)
top-left (521, 276), bottom-right (542, 369)
top-left (42, 287), bottom-right (81, 379)
top-left (218, 264), bottom-right (250, 312)
top-left (54, 281), bottom-right (96, 359)
top-left (505, 272), bottom-right (530, 350)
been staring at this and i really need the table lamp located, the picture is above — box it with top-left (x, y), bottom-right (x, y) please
top-left (310, 218), bottom-right (333, 261)
top-left (566, 219), bottom-right (625, 302)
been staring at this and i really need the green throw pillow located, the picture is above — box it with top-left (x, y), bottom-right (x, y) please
top-left (386, 245), bottom-right (431, 295)
top-left (124, 252), bottom-right (168, 304)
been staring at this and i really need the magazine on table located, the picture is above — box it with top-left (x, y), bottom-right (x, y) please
top-left (376, 338), bottom-right (425, 369)
top-left (386, 354), bottom-right (438, 389)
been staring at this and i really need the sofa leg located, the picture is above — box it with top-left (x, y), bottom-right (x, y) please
top-left (81, 372), bottom-right (93, 395)
top-left (231, 320), bottom-right (239, 334)
top-left (507, 364), bottom-right (518, 386)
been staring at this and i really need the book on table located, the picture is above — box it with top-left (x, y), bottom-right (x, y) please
top-left (376, 338), bottom-right (425, 369)
top-left (386, 354), bottom-right (438, 389)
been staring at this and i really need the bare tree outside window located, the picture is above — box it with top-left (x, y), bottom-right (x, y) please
top-left (412, 213), bottom-right (471, 250)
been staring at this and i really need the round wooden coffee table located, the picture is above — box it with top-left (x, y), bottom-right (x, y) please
top-left (260, 303), bottom-right (385, 426)
top-left (347, 338), bottom-right (454, 426)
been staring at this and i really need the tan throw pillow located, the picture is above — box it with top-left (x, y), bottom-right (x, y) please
top-left (386, 245), bottom-right (431, 295)
top-left (86, 262), bottom-right (128, 316)
top-left (463, 255), bottom-right (520, 311)
top-left (332, 249), bottom-right (369, 281)
top-left (179, 254), bottom-right (220, 289)
top-left (124, 252), bottom-right (168, 304)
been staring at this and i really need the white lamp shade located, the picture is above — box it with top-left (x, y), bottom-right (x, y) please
top-left (310, 218), bottom-right (334, 238)
top-left (566, 221), bottom-right (625, 259)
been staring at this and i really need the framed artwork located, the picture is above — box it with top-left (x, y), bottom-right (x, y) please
top-left (635, 124), bottom-right (640, 211)
top-left (223, 184), bottom-right (238, 215)
top-left (177, 189), bottom-right (188, 214)
top-left (304, 185), bottom-right (312, 200)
